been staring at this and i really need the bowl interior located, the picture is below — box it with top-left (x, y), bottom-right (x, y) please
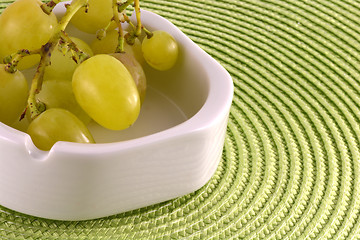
top-left (87, 37), bottom-right (210, 143)
top-left (18, 6), bottom-right (210, 144)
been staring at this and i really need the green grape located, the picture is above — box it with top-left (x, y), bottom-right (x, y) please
top-left (10, 116), bottom-right (30, 133)
top-left (37, 79), bottom-right (91, 124)
top-left (0, 0), bottom-right (57, 70)
top-left (44, 37), bottom-right (93, 80)
top-left (72, 54), bottom-right (140, 130)
top-left (70, 0), bottom-right (115, 34)
top-left (27, 108), bottom-right (95, 151)
top-left (0, 64), bottom-right (28, 125)
top-left (142, 30), bottom-right (179, 71)
top-left (110, 52), bottom-right (146, 104)
top-left (91, 30), bottom-right (144, 65)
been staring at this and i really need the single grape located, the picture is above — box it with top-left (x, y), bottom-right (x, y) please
top-left (27, 108), bottom-right (95, 151)
top-left (0, 0), bottom-right (57, 70)
top-left (142, 30), bottom-right (179, 71)
top-left (70, 0), bottom-right (115, 34)
top-left (37, 79), bottom-right (91, 124)
top-left (110, 52), bottom-right (146, 104)
top-left (0, 64), bottom-right (28, 125)
top-left (91, 30), bottom-right (144, 65)
top-left (72, 54), bottom-right (140, 130)
top-left (44, 37), bottom-right (93, 80)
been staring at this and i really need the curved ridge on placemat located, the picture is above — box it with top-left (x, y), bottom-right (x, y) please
top-left (1, 0), bottom-right (360, 239)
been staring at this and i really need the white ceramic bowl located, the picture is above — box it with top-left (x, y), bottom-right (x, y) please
top-left (0, 3), bottom-right (233, 220)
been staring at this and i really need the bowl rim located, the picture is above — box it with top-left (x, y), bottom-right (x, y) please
top-left (0, 3), bottom-right (234, 155)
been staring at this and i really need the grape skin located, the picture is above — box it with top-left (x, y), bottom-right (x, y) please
top-left (142, 30), bottom-right (179, 71)
top-left (110, 52), bottom-right (146, 104)
top-left (37, 79), bottom-right (91, 125)
top-left (0, 0), bottom-right (57, 70)
top-left (70, 0), bottom-right (115, 34)
top-left (27, 108), bottom-right (95, 151)
top-left (72, 54), bottom-right (140, 130)
top-left (0, 64), bottom-right (28, 125)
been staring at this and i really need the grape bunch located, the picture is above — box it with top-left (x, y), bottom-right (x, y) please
top-left (0, 0), bottom-right (179, 151)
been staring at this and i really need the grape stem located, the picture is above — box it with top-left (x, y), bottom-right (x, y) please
top-left (117, 0), bottom-right (134, 12)
top-left (134, 0), bottom-right (141, 37)
top-left (112, 0), bottom-right (138, 52)
top-left (143, 26), bottom-right (153, 39)
top-left (59, 31), bottom-right (90, 63)
top-left (41, 0), bottom-right (62, 15)
top-left (113, 0), bottom-right (125, 53)
top-left (3, 49), bottom-right (41, 73)
top-left (122, 8), bottom-right (153, 41)
top-left (27, 0), bottom-right (89, 120)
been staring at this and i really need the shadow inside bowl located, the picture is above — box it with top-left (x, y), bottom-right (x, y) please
top-left (87, 43), bottom-right (210, 142)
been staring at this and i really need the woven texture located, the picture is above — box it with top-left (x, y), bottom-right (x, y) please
top-left (1, 0), bottom-right (360, 239)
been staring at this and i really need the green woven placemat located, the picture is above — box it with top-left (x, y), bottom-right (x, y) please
top-left (1, 0), bottom-right (360, 239)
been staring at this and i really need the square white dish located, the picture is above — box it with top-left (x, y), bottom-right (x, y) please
top-left (0, 2), bottom-right (233, 220)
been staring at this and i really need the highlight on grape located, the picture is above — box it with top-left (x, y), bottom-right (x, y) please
top-left (0, 0), bottom-right (179, 151)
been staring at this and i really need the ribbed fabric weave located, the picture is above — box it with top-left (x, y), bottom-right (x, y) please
top-left (1, 0), bottom-right (360, 239)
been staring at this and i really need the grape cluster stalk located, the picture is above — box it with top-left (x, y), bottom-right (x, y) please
top-left (5, 0), bottom-right (147, 120)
